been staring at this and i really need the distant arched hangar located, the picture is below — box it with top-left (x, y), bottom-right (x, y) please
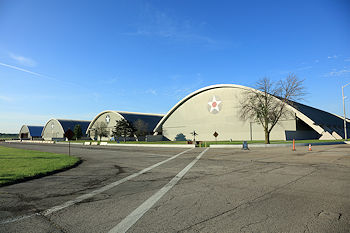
top-left (86, 110), bottom-right (164, 140)
top-left (19, 125), bottom-right (44, 140)
top-left (153, 84), bottom-right (348, 141)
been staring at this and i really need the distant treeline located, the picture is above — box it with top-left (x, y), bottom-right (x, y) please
top-left (0, 133), bottom-right (18, 139)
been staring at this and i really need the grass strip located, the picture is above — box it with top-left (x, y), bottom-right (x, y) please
top-left (0, 146), bottom-right (80, 186)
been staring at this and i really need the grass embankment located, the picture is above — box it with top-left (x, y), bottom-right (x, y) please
top-left (0, 146), bottom-right (80, 186)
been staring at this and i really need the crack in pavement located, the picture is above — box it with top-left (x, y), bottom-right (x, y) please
top-left (239, 215), bottom-right (270, 232)
top-left (0, 165), bottom-right (123, 225)
top-left (178, 169), bottom-right (317, 232)
top-left (37, 213), bottom-right (68, 233)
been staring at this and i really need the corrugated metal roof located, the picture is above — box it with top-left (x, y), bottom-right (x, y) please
top-left (118, 113), bottom-right (163, 132)
top-left (292, 101), bottom-right (344, 127)
top-left (27, 126), bottom-right (44, 137)
top-left (56, 119), bottom-right (91, 136)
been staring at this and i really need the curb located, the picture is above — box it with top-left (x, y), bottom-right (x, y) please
top-left (209, 141), bottom-right (347, 148)
top-left (7, 141), bottom-right (195, 148)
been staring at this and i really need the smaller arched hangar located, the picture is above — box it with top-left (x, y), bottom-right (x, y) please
top-left (42, 119), bottom-right (91, 140)
top-left (19, 125), bottom-right (44, 140)
top-left (86, 110), bottom-right (164, 140)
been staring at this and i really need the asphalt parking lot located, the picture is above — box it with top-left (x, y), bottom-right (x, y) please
top-left (0, 142), bottom-right (349, 233)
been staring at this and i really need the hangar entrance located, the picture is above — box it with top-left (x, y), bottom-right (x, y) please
top-left (21, 133), bottom-right (28, 139)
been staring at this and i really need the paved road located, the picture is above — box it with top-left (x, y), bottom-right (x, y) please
top-left (0, 142), bottom-right (349, 233)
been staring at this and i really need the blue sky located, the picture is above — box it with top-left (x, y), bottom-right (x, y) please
top-left (0, 0), bottom-right (350, 133)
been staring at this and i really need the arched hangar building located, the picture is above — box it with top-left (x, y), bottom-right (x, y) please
top-left (42, 119), bottom-right (91, 140)
top-left (154, 84), bottom-right (349, 141)
top-left (19, 125), bottom-right (44, 140)
top-left (86, 111), bottom-right (164, 140)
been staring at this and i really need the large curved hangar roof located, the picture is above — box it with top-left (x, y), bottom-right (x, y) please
top-left (86, 110), bottom-right (164, 134)
top-left (154, 84), bottom-right (345, 139)
top-left (20, 125), bottom-right (43, 137)
top-left (57, 119), bottom-right (91, 134)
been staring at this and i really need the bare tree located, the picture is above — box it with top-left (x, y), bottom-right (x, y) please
top-left (94, 122), bottom-right (109, 141)
top-left (239, 74), bottom-right (305, 144)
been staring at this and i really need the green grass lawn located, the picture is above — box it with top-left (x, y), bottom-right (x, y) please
top-left (0, 146), bottom-right (80, 186)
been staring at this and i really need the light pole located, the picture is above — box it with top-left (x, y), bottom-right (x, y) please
top-left (342, 82), bottom-right (350, 140)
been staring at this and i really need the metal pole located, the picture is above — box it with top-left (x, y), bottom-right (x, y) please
top-left (69, 140), bottom-right (71, 156)
top-left (250, 122), bottom-right (252, 141)
top-left (343, 86), bottom-right (347, 140)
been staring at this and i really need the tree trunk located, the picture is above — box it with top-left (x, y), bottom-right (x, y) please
top-left (264, 130), bottom-right (270, 144)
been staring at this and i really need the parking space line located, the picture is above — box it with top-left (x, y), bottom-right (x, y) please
top-left (0, 148), bottom-right (194, 225)
top-left (42, 148), bottom-right (194, 216)
top-left (108, 148), bottom-right (210, 233)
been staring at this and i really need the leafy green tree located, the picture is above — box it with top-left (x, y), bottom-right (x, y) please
top-left (175, 133), bottom-right (187, 141)
top-left (133, 119), bottom-right (149, 139)
top-left (112, 119), bottom-right (135, 142)
top-left (73, 124), bottom-right (83, 140)
top-left (94, 122), bottom-right (109, 141)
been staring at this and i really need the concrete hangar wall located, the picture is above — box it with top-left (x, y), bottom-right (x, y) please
top-left (42, 119), bottom-right (91, 140)
top-left (86, 111), bottom-right (164, 140)
top-left (154, 84), bottom-right (348, 141)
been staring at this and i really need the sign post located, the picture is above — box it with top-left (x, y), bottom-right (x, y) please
top-left (64, 129), bottom-right (74, 156)
top-left (190, 130), bottom-right (198, 143)
top-left (213, 131), bottom-right (218, 143)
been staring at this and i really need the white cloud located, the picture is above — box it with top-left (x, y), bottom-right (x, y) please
top-left (0, 62), bottom-right (45, 78)
top-left (146, 89), bottom-right (157, 95)
top-left (327, 55), bottom-right (338, 59)
top-left (324, 69), bottom-right (350, 77)
top-left (345, 58), bottom-right (350, 62)
top-left (296, 66), bottom-right (312, 71)
top-left (9, 53), bottom-right (37, 67)
top-left (0, 95), bottom-right (13, 102)
top-left (102, 78), bottom-right (118, 84)
top-left (123, 5), bottom-right (219, 46)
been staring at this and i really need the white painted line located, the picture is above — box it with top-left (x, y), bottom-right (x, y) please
top-left (108, 148), bottom-right (210, 233)
top-left (41, 148), bottom-right (194, 216)
top-left (0, 148), bottom-right (195, 225)
top-left (0, 213), bottom-right (39, 224)
top-left (210, 144), bottom-right (241, 148)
